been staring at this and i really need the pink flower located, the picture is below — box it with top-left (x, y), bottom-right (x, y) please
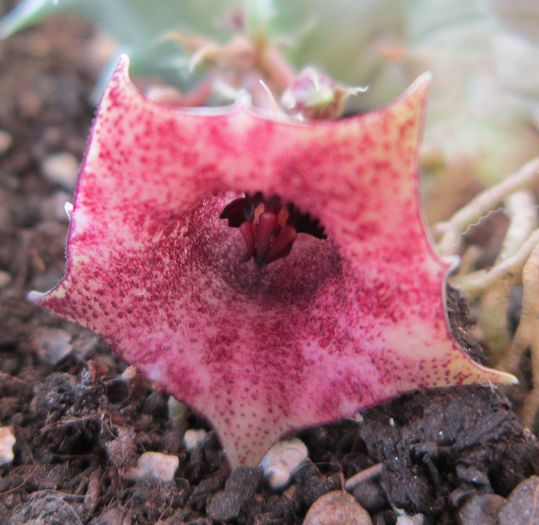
top-left (31, 57), bottom-right (514, 467)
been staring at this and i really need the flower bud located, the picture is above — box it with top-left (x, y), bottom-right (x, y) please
top-left (282, 67), bottom-right (367, 120)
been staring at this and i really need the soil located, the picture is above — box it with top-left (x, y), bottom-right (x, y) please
top-left (1, 9), bottom-right (538, 525)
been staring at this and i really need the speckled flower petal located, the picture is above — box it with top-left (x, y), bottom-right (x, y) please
top-left (30, 57), bottom-right (515, 467)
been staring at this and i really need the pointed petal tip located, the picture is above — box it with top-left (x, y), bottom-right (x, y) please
top-left (445, 353), bottom-right (519, 388)
top-left (393, 71), bottom-right (432, 110)
top-left (409, 71), bottom-right (433, 95)
top-left (111, 54), bottom-right (132, 88)
top-left (108, 54), bottom-right (250, 118)
top-left (496, 370), bottom-right (519, 385)
top-left (116, 53), bottom-right (131, 73)
top-left (416, 71), bottom-right (433, 85)
top-left (364, 70), bottom-right (432, 133)
top-left (472, 365), bottom-right (518, 386)
top-left (27, 290), bottom-right (45, 305)
top-left (407, 71), bottom-right (432, 99)
top-left (28, 287), bottom-right (61, 308)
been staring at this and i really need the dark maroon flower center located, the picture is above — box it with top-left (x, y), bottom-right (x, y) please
top-left (220, 192), bottom-right (326, 266)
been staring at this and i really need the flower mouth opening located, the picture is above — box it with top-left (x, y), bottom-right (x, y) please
top-left (184, 193), bottom-right (340, 308)
top-left (219, 192), bottom-right (327, 267)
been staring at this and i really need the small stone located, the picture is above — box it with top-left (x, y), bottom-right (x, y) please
top-left (396, 513), bottom-right (425, 525)
top-left (0, 427), bottom-right (16, 466)
top-left (32, 328), bottom-right (72, 365)
top-left (42, 152), bottom-right (79, 189)
top-left (352, 480), bottom-right (387, 513)
top-left (303, 491), bottom-right (373, 525)
top-left (121, 365), bottom-right (138, 381)
top-left (125, 451), bottom-right (179, 483)
top-left (498, 476), bottom-right (539, 525)
top-left (458, 493), bottom-right (505, 525)
top-left (183, 428), bottom-right (208, 451)
top-left (0, 271), bottom-right (11, 289)
top-left (0, 129), bottom-right (13, 154)
top-left (260, 438), bottom-right (308, 489)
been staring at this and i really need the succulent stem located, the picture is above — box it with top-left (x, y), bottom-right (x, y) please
top-left (451, 228), bottom-right (539, 301)
top-left (435, 157), bottom-right (539, 256)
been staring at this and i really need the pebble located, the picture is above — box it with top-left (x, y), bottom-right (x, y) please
top-left (183, 428), bottom-right (208, 451)
top-left (260, 438), bottom-right (308, 490)
top-left (352, 480), bottom-right (387, 513)
top-left (498, 475), bottom-right (539, 525)
top-left (42, 152), bottom-right (79, 189)
top-left (396, 513), bottom-right (425, 525)
top-left (0, 129), bottom-right (12, 154)
top-left (303, 491), bottom-right (373, 525)
top-left (0, 427), bottom-right (16, 466)
top-left (0, 271), bottom-right (11, 289)
top-left (121, 365), bottom-right (138, 381)
top-left (458, 493), bottom-right (505, 525)
top-left (125, 451), bottom-right (179, 483)
top-left (32, 327), bottom-right (73, 365)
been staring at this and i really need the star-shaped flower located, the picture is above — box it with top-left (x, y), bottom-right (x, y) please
top-left (31, 57), bottom-right (515, 467)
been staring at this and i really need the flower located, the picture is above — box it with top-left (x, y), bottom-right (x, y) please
top-left (30, 56), bottom-right (515, 467)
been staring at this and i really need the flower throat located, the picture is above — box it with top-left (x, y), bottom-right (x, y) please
top-left (220, 192), bottom-right (326, 266)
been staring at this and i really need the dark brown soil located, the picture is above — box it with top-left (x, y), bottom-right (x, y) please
top-left (1, 10), bottom-right (538, 525)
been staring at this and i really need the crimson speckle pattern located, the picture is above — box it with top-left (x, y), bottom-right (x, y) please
top-left (31, 57), bottom-right (514, 467)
